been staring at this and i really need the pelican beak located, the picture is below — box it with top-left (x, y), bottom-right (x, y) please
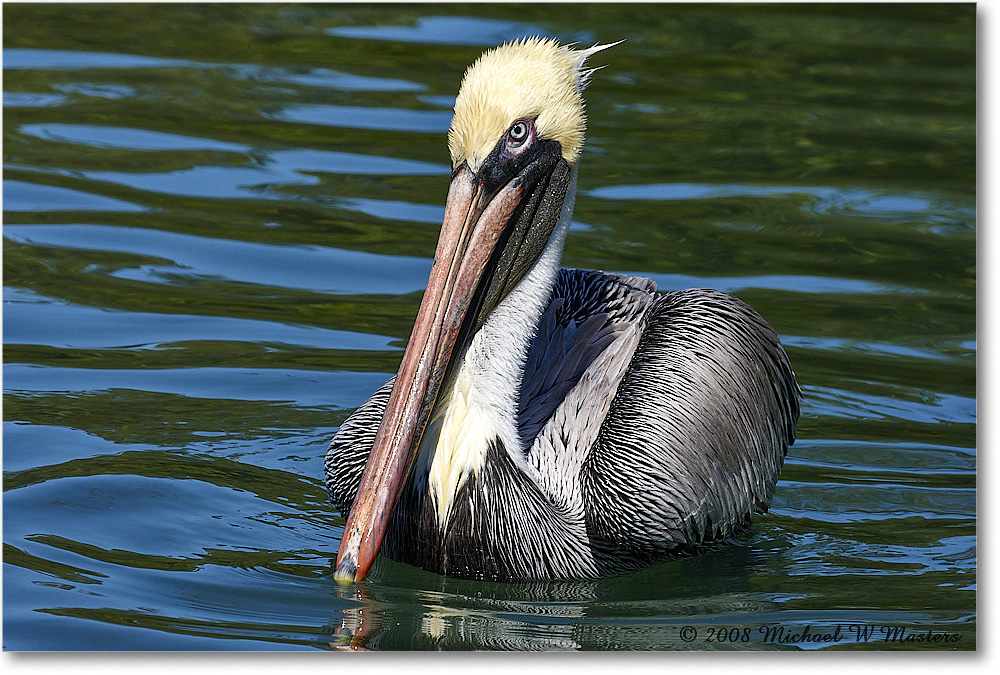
top-left (334, 148), bottom-right (571, 583)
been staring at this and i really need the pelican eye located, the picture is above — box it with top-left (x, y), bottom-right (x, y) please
top-left (505, 118), bottom-right (534, 150)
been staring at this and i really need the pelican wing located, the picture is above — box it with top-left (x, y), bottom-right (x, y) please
top-left (579, 288), bottom-right (800, 567)
top-left (519, 268), bottom-right (657, 448)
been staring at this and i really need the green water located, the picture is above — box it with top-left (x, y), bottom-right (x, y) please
top-left (3, 3), bottom-right (975, 650)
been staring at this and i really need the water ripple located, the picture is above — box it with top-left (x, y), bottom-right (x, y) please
top-left (3, 287), bottom-right (395, 351)
top-left (588, 183), bottom-right (974, 227)
top-left (2, 48), bottom-right (194, 70)
top-left (75, 148), bottom-right (447, 199)
top-left (4, 363), bottom-right (388, 408)
top-left (803, 384), bottom-right (976, 425)
top-left (3, 180), bottom-right (146, 213)
top-left (328, 16), bottom-right (551, 46)
top-left (274, 104), bottom-right (452, 132)
top-left (3, 92), bottom-right (67, 107)
top-left (642, 272), bottom-right (918, 296)
top-left (4, 225), bottom-right (431, 295)
top-left (3, 48), bottom-right (427, 94)
top-left (20, 123), bottom-right (251, 152)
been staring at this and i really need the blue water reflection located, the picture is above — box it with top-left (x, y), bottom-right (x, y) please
top-left (328, 16), bottom-right (551, 46)
top-left (273, 104), bottom-right (453, 132)
top-left (3, 225), bottom-right (432, 295)
top-left (3, 180), bottom-right (147, 212)
top-left (78, 149), bottom-right (447, 199)
top-left (20, 123), bottom-right (251, 152)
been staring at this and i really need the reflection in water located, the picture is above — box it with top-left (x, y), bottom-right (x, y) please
top-left (589, 183), bottom-right (973, 227)
top-left (273, 104), bottom-right (453, 132)
top-left (2, 224), bottom-right (432, 296)
top-left (327, 16), bottom-right (547, 46)
top-left (325, 545), bottom-right (793, 650)
top-left (330, 585), bottom-right (380, 651)
top-left (19, 122), bottom-right (252, 151)
top-left (77, 148), bottom-right (446, 200)
top-left (2, 47), bottom-right (196, 70)
top-left (3, 179), bottom-right (147, 213)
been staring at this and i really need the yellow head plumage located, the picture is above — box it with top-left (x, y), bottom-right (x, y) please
top-left (447, 37), bottom-right (619, 174)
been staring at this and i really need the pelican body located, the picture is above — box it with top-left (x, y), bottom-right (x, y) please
top-left (325, 38), bottom-right (800, 582)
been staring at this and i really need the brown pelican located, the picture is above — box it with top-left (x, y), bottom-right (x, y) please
top-left (325, 37), bottom-right (800, 583)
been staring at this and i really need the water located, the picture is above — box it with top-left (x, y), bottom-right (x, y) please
top-left (2, 3), bottom-right (975, 651)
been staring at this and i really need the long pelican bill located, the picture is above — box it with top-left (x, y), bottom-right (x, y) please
top-left (334, 150), bottom-right (570, 583)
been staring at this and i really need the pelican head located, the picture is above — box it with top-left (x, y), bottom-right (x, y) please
top-left (335, 37), bottom-right (618, 583)
top-left (448, 37), bottom-right (611, 172)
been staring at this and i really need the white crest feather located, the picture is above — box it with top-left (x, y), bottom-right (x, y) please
top-left (569, 40), bottom-right (624, 91)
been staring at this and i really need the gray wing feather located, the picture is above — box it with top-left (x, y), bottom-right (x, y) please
top-left (519, 268), bottom-right (657, 449)
top-left (324, 377), bottom-right (394, 513)
top-left (580, 288), bottom-right (800, 565)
